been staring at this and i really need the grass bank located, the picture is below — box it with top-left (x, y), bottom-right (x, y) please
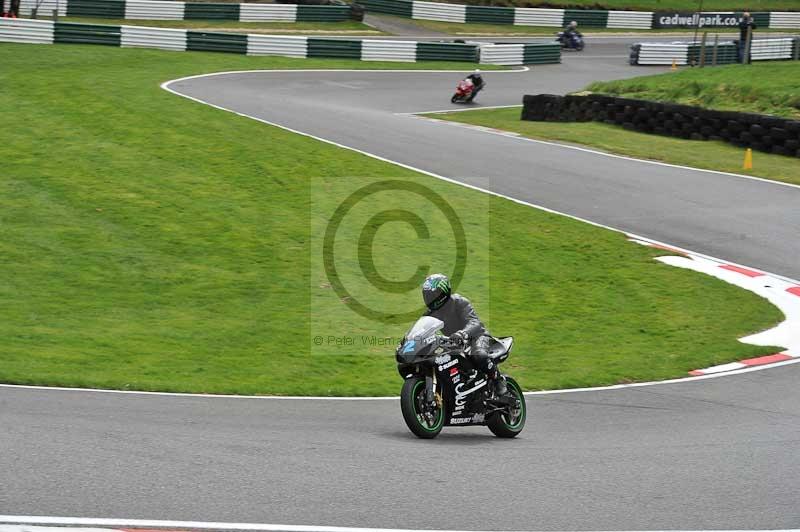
top-left (0, 43), bottom-right (783, 395)
top-left (588, 62), bottom-right (800, 120)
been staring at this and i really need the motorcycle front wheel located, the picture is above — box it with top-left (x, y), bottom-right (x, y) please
top-left (487, 376), bottom-right (526, 438)
top-left (451, 94), bottom-right (459, 103)
top-left (400, 376), bottom-right (444, 439)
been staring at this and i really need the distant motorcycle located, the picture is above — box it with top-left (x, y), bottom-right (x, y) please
top-left (451, 78), bottom-right (482, 103)
top-left (557, 31), bottom-right (585, 51)
top-left (395, 316), bottom-right (526, 439)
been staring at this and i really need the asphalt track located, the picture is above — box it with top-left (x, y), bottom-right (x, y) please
top-left (3, 38), bottom-right (800, 530)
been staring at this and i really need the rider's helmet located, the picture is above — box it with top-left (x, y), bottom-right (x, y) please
top-left (422, 273), bottom-right (451, 311)
top-left (569, 20), bottom-right (578, 28)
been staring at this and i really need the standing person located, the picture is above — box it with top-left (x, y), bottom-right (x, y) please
top-left (738, 12), bottom-right (757, 64)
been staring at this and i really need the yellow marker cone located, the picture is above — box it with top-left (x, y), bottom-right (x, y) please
top-left (743, 148), bottom-right (753, 170)
top-left (671, 59), bottom-right (677, 71)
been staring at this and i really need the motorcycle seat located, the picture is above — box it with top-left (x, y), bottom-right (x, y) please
top-left (488, 336), bottom-right (513, 360)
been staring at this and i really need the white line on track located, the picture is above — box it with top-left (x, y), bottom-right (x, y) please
top-left (2, 516), bottom-right (799, 532)
top-left (3, 67), bottom-right (796, 402)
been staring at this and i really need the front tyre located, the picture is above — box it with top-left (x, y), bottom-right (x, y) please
top-left (451, 94), bottom-right (459, 103)
top-left (487, 376), bottom-right (526, 438)
top-left (400, 376), bottom-right (443, 439)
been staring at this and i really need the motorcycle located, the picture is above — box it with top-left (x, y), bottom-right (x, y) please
top-left (395, 316), bottom-right (526, 439)
top-left (451, 79), bottom-right (481, 104)
top-left (557, 31), bottom-right (585, 51)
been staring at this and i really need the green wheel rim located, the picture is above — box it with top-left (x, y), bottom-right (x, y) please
top-left (502, 381), bottom-right (525, 429)
top-left (412, 380), bottom-right (443, 432)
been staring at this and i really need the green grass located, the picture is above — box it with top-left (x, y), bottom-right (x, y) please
top-left (426, 107), bottom-right (800, 186)
top-left (588, 62), bottom-right (800, 120)
top-left (55, 16), bottom-right (383, 34)
top-left (434, 0), bottom-right (800, 11)
top-left (0, 43), bottom-right (784, 395)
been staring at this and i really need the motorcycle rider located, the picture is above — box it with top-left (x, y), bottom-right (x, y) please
top-left (464, 69), bottom-right (484, 101)
top-left (421, 273), bottom-right (506, 396)
top-left (561, 20), bottom-right (581, 48)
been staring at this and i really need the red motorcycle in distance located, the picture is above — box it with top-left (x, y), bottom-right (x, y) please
top-left (451, 79), bottom-right (478, 104)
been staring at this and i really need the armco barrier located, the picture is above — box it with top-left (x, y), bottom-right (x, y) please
top-left (18, 0), bottom-right (358, 23)
top-left (479, 43), bottom-right (523, 65)
top-left (187, 30), bottom-right (247, 53)
top-left (416, 41), bottom-right (477, 61)
top-left (360, 0), bottom-right (797, 31)
top-left (0, 18), bottom-right (561, 65)
top-left (0, 16), bottom-right (53, 42)
top-left (521, 93), bottom-right (800, 158)
top-left (247, 34), bottom-right (306, 57)
top-left (770, 12), bottom-right (800, 29)
top-left (413, 1), bottom-right (464, 23)
top-left (121, 25), bottom-right (186, 50)
top-left (184, 2), bottom-right (239, 20)
top-left (361, 39), bottom-right (416, 61)
top-left (239, 4), bottom-right (296, 22)
top-left (55, 21), bottom-right (120, 45)
top-left (125, 0), bottom-right (184, 20)
top-left (66, 0), bottom-right (124, 18)
top-left (631, 37), bottom-right (799, 65)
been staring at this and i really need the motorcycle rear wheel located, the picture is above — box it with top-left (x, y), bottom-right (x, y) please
top-left (487, 376), bottom-right (526, 438)
top-left (400, 376), bottom-right (443, 439)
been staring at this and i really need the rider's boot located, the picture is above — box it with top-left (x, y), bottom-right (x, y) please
top-left (486, 362), bottom-right (507, 397)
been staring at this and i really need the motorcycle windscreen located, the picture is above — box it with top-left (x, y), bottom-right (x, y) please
top-left (405, 316), bottom-right (444, 342)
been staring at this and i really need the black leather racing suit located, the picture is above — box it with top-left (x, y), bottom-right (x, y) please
top-left (426, 294), bottom-right (495, 375)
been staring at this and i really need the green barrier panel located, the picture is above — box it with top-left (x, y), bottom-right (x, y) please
top-left (563, 9), bottom-right (608, 27)
top-left (359, 0), bottom-right (412, 17)
top-left (523, 43), bottom-right (561, 64)
top-left (296, 5), bottom-right (352, 22)
top-left (750, 12), bottom-right (770, 27)
top-left (54, 21), bottom-right (121, 45)
top-left (187, 31), bottom-right (247, 53)
top-left (66, 0), bottom-right (124, 18)
top-left (307, 38), bottom-right (362, 58)
top-left (688, 43), bottom-right (738, 65)
top-left (465, 6), bottom-right (514, 25)
top-left (416, 42), bottom-right (478, 62)
top-left (185, 3), bottom-right (240, 20)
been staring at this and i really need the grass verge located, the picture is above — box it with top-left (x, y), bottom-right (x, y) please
top-left (588, 62), bottom-right (800, 121)
top-left (0, 43), bottom-right (783, 395)
top-left (425, 107), bottom-right (800, 186)
top-left (55, 16), bottom-right (384, 34)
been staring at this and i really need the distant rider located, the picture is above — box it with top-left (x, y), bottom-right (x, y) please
top-left (562, 20), bottom-right (581, 48)
top-left (421, 273), bottom-right (506, 396)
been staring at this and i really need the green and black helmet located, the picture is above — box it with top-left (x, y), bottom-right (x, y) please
top-left (422, 273), bottom-right (451, 311)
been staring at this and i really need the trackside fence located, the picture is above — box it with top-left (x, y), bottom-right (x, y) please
top-left (630, 37), bottom-right (800, 65)
top-left (358, 0), bottom-right (800, 31)
top-left (17, 0), bottom-right (358, 22)
top-left (0, 17), bottom-right (562, 65)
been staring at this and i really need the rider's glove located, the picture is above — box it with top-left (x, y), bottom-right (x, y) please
top-left (449, 330), bottom-right (469, 346)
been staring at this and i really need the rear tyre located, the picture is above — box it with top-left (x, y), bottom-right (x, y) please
top-left (487, 376), bottom-right (526, 438)
top-left (400, 376), bottom-right (443, 439)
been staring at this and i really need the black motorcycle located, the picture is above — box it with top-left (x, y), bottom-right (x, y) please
top-left (557, 31), bottom-right (585, 51)
top-left (395, 316), bottom-right (526, 439)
